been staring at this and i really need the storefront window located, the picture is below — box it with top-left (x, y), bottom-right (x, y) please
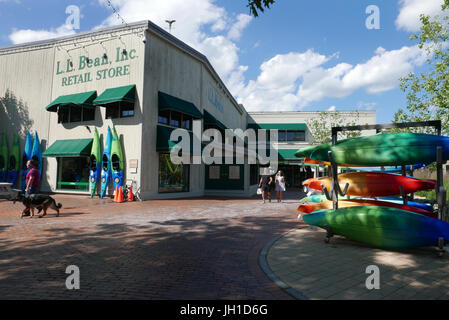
top-left (158, 110), bottom-right (170, 125)
top-left (83, 107), bottom-right (95, 121)
top-left (58, 106), bottom-right (95, 123)
top-left (56, 157), bottom-right (90, 191)
top-left (70, 105), bottom-right (82, 123)
top-left (182, 115), bottom-right (192, 130)
top-left (278, 131), bottom-right (287, 142)
top-left (287, 130), bottom-right (305, 142)
top-left (105, 102), bottom-right (135, 119)
top-left (158, 153), bottom-right (189, 193)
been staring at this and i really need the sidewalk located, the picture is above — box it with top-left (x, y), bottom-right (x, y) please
top-left (263, 224), bottom-right (449, 300)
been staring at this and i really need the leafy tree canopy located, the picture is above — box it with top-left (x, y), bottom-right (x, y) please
top-left (394, 0), bottom-right (449, 135)
top-left (247, 0), bottom-right (275, 17)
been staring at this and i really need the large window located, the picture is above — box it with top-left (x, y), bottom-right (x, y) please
top-left (105, 101), bottom-right (135, 119)
top-left (158, 110), bottom-right (194, 131)
top-left (58, 105), bottom-right (95, 124)
top-left (158, 153), bottom-right (190, 193)
top-left (56, 157), bottom-right (90, 191)
top-left (278, 130), bottom-right (305, 142)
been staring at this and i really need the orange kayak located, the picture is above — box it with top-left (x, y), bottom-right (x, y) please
top-left (304, 157), bottom-right (365, 167)
top-left (297, 199), bottom-right (437, 219)
top-left (302, 172), bottom-right (436, 197)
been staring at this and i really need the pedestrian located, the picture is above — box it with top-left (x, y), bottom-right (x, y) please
top-left (275, 170), bottom-right (286, 202)
top-left (23, 159), bottom-right (40, 216)
top-left (258, 168), bottom-right (273, 203)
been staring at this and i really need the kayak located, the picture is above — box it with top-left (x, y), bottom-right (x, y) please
top-left (303, 206), bottom-right (449, 248)
top-left (21, 132), bottom-right (33, 191)
top-left (299, 193), bottom-right (433, 212)
top-left (7, 133), bottom-right (20, 185)
top-left (0, 133), bottom-right (8, 182)
top-left (296, 133), bottom-right (449, 166)
top-left (100, 126), bottom-right (112, 198)
top-left (297, 199), bottom-right (437, 219)
top-left (89, 128), bottom-right (101, 198)
top-left (31, 132), bottom-right (42, 184)
top-left (302, 172), bottom-right (436, 197)
top-left (111, 126), bottom-right (124, 190)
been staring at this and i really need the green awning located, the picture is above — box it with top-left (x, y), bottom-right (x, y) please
top-left (204, 110), bottom-right (226, 130)
top-left (157, 125), bottom-right (194, 153)
top-left (42, 139), bottom-right (93, 157)
top-left (158, 91), bottom-right (203, 119)
top-left (93, 84), bottom-right (136, 105)
top-left (278, 149), bottom-right (298, 160)
top-left (247, 123), bottom-right (307, 130)
top-left (46, 91), bottom-right (97, 112)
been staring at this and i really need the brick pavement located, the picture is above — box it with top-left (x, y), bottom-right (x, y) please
top-left (0, 193), bottom-right (300, 299)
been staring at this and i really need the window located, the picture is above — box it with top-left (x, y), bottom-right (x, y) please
top-left (182, 115), bottom-right (192, 130)
top-left (56, 157), bottom-right (90, 191)
top-left (278, 131), bottom-right (287, 142)
top-left (287, 131), bottom-right (305, 142)
top-left (229, 165), bottom-right (240, 180)
top-left (70, 105), bottom-right (82, 123)
top-left (209, 166), bottom-right (220, 179)
top-left (170, 111), bottom-right (182, 128)
top-left (105, 102), bottom-right (135, 119)
top-left (58, 105), bottom-right (96, 124)
top-left (158, 153), bottom-right (189, 193)
top-left (158, 110), bottom-right (170, 125)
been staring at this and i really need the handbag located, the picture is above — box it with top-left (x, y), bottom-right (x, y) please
top-left (257, 187), bottom-right (262, 195)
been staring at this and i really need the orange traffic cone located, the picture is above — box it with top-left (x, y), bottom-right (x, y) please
top-left (113, 186), bottom-right (118, 202)
top-left (128, 185), bottom-right (134, 201)
top-left (117, 186), bottom-right (125, 203)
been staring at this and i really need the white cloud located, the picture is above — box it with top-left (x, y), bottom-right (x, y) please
top-left (9, 24), bottom-right (76, 44)
top-left (237, 45), bottom-right (428, 112)
top-left (396, 0), bottom-right (445, 32)
top-left (327, 106), bottom-right (336, 111)
top-left (227, 14), bottom-right (252, 40)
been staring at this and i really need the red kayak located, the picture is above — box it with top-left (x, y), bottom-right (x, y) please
top-left (302, 172), bottom-right (436, 197)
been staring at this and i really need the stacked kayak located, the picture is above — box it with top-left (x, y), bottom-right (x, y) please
top-left (111, 126), bottom-right (124, 191)
top-left (302, 172), bottom-right (436, 198)
top-left (303, 206), bottom-right (449, 249)
top-left (100, 127), bottom-right (113, 198)
top-left (21, 132), bottom-right (33, 191)
top-left (297, 132), bottom-right (448, 249)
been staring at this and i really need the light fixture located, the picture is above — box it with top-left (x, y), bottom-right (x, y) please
top-left (122, 48), bottom-right (127, 56)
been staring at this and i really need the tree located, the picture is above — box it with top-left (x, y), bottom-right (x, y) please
top-left (393, 0), bottom-right (449, 135)
top-left (247, 0), bottom-right (275, 17)
top-left (306, 111), bottom-right (362, 145)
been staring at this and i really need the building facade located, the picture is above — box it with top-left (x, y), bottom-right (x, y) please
top-left (0, 20), bottom-right (376, 199)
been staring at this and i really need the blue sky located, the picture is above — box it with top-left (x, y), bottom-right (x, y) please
top-left (0, 0), bottom-right (445, 123)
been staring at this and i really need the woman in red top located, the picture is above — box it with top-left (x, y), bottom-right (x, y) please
top-left (23, 159), bottom-right (40, 216)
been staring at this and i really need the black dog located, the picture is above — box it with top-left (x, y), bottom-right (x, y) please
top-left (13, 193), bottom-right (62, 218)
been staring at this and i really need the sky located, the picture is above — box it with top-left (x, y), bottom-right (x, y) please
top-left (0, 0), bottom-right (446, 123)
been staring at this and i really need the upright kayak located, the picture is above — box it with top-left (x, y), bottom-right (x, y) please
top-left (89, 128), bottom-right (101, 198)
top-left (0, 133), bottom-right (8, 182)
top-left (31, 132), bottom-right (42, 184)
top-left (303, 206), bottom-right (449, 248)
top-left (296, 133), bottom-right (449, 166)
top-left (302, 172), bottom-right (436, 197)
top-left (100, 126), bottom-right (112, 198)
top-left (111, 126), bottom-right (124, 191)
top-left (21, 132), bottom-right (33, 191)
top-left (7, 133), bottom-right (20, 185)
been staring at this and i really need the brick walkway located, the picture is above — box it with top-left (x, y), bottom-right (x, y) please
top-left (0, 194), bottom-right (300, 299)
top-left (266, 226), bottom-right (449, 300)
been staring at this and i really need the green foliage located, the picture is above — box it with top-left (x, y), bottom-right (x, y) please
top-left (415, 179), bottom-right (449, 201)
top-left (394, 0), bottom-right (449, 135)
top-left (247, 0), bottom-right (275, 17)
top-left (306, 111), bottom-right (363, 145)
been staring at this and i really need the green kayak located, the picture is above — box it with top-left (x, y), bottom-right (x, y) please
top-left (7, 133), bottom-right (20, 185)
top-left (111, 126), bottom-right (124, 190)
top-left (89, 128), bottom-right (101, 198)
top-left (296, 133), bottom-right (449, 166)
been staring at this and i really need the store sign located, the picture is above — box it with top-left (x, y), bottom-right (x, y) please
top-left (55, 47), bottom-right (139, 87)
top-left (207, 86), bottom-right (224, 113)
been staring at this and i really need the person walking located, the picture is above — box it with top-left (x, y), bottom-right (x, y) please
top-left (258, 168), bottom-right (273, 203)
top-left (23, 159), bottom-right (40, 216)
top-left (275, 170), bottom-right (286, 202)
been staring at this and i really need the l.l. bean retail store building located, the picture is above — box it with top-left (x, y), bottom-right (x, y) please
top-left (0, 20), bottom-right (375, 199)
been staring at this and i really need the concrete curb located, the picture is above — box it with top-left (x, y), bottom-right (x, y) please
top-left (258, 228), bottom-right (309, 300)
